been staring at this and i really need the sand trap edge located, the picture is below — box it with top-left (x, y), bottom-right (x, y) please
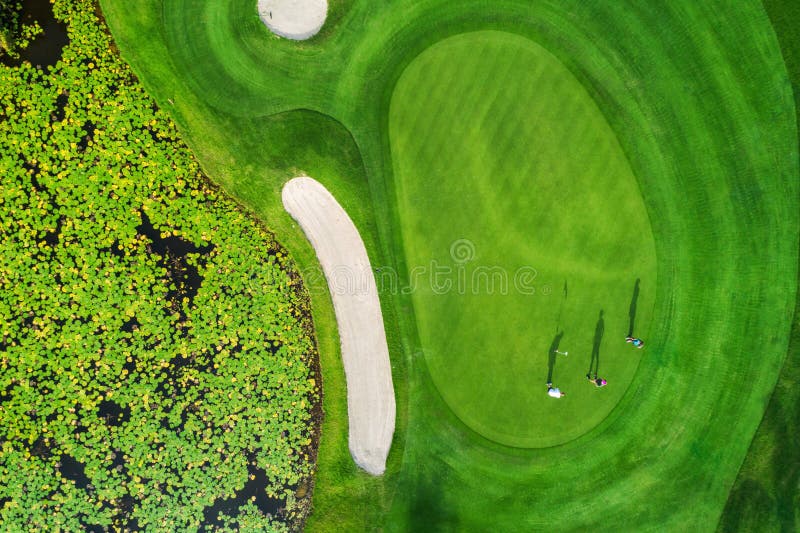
top-left (282, 176), bottom-right (395, 476)
top-left (257, 0), bottom-right (328, 41)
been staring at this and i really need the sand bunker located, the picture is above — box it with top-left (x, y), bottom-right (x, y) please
top-left (282, 177), bottom-right (395, 476)
top-left (258, 0), bottom-right (328, 40)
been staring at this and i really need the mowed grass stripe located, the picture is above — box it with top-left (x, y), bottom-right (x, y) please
top-left (718, 1), bottom-right (800, 529)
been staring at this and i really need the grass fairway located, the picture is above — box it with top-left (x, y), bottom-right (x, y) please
top-left (390, 31), bottom-right (656, 447)
top-left (718, 2), bottom-right (800, 530)
top-left (99, 1), bottom-right (799, 530)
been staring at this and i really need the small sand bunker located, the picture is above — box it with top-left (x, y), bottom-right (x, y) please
top-left (258, 0), bottom-right (328, 40)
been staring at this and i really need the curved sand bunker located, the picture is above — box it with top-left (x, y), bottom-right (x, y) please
top-left (282, 177), bottom-right (395, 476)
top-left (257, 0), bottom-right (328, 41)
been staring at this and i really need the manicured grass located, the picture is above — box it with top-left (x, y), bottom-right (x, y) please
top-left (100, 1), bottom-right (798, 530)
top-left (390, 31), bottom-right (656, 447)
top-left (717, 1), bottom-right (800, 530)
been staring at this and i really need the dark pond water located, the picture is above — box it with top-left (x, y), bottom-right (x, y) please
top-left (202, 455), bottom-right (287, 527)
top-left (58, 453), bottom-right (90, 489)
top-left (97, 398), bottom-right (131, 426)
top-left (136, 211), bottom-right (214, 311)
top-left (1, 0), bottom-right (69, 69)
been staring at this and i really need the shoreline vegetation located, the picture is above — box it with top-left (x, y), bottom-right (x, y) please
top-left (0, 0), bottom-right (43, 62)
top-left (0, 0), bottom-right (322, 530)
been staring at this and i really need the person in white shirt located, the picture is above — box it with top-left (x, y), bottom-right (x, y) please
top-left (546, 383), bottom-right (565, 398)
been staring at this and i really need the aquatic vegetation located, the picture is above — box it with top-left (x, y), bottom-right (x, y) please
top-left (0, 0), bottom-right (319, 529)
top-left (0, 1), bottom-right (43, 60)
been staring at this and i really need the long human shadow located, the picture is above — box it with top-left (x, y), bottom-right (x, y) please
top-left (588, 310), bottom-right (604, 377)
top-left (628, 278), bottom-right (641, 337)
top-left (547, 331), bottom-right (564, 384)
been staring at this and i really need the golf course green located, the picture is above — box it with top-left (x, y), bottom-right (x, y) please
top-left (390, 31), bottom-right (656, 447)
top-left (98, 0), bottom-right (799, 530)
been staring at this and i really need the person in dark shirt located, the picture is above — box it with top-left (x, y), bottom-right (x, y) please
top-left (586, 374), bottom-right (607, 387)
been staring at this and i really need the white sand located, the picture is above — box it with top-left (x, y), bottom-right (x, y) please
top-left (282, 177), bottom-right (395, 476)
top-left (257, 0), bottom-right (328, 41)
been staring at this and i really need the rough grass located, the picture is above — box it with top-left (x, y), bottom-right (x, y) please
top-left (99, 1), bottom-right (798, 531)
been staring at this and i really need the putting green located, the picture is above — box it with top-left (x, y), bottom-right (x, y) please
top-left (390, 31), bottom-right (656, 447)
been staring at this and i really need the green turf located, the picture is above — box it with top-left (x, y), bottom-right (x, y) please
top-left (717, 1), bottom-right (800, 530)
top-left (99, 1), bottom-right (799, 530)
top-left (390, 31), bottom-right (656, 447)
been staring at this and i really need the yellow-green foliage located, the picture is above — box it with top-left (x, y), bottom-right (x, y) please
top-left (0, 1), bottom-right (42, 59)
top-left (0, 1), bottom-right (317, 530)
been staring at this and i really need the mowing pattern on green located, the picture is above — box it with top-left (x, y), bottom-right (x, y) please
top-left (390, 31), bottom-right (656, 448)
top-left (99, 0), bottom-right (799, 531)
top-left (717, 1), bottom-right (800, 530)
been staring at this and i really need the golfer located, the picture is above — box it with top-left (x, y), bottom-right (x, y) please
top-left (586, 374), bottom-right (607, 387)
top-left (546, 383), bottom-right (565, 398)
top-left (625, 336), bottom-right (645, 348)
